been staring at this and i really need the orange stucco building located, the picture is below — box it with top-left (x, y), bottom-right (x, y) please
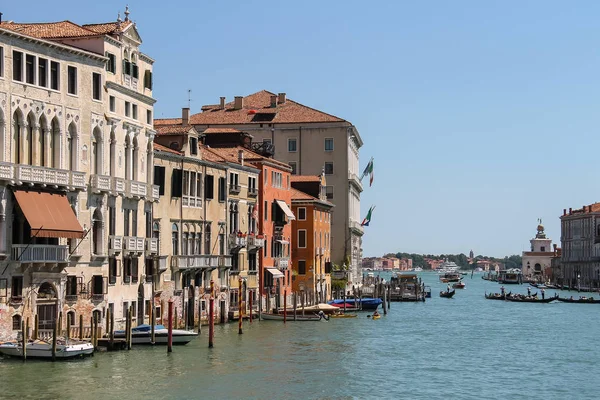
top-left (291, 175), bottom-right (334, 303)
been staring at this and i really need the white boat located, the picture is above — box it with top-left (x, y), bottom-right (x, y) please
top-left (113, 324), bottom-right (198, 345)
top-left (0, 340), bottom-right (94, 359)
top-left (435, 260), bottom-right (460, 274)
top-left (412, 267), bottom-right (423, 272)
top-left (261, 313), bottom-right (322, 321)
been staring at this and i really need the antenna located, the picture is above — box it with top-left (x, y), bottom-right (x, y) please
top-left (187, 89), bottom-right (192, 109)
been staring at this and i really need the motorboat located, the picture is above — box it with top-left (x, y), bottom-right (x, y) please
top-left (260, 313), bottom-right (323, 321)
top-left (0, 339), bottom-right (94, 359)
top-left (440, 271), bottom-right (461, 282)
top-left (452, 281), bottom-right (466, 289)
top-left (435, 260), bottom-right (460, 274)
top-left (113, 324), bottom-right (198, 345)
top-left (328, 298), bottom-right (382, 310)
top-left (412, 267), bottom-right (423, 272)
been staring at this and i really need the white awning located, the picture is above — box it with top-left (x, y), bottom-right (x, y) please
top-left (276, 240), bottom-right (289, 245)
top-left (275, 200), bottom-right (295, 220)
top-left (266, 268), bottom-right (285, 279)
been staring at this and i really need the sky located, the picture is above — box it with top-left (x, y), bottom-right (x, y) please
top-left (4, 1), bottom-right (600, 258)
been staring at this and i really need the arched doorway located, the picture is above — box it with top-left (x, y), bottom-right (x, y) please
top-left (37, 282), bottom-right (58, 332)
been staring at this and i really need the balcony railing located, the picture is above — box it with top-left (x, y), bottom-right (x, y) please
top-left (126, 180), bottom-right (148, 198)
top-left (0, 164), bottom-right (86, 190)
top-left (229, 184), bottom-right (241, 195)
top-left (111, 177), bottom-right (125, 195)
top-left (247, 236), bottom-right (264, 248)
top-left (150, 184), bottom-right (160, 201)
top-left (219, 255), bottom-right (233, 268)
top-left (145, 238), bottom-right (158, 255)
top-left (349, 220), bottom-right (364, 235)
top-left (90, 174), bottom-right (112, 193)
top-left (172, 255), bottom-right (221, 270)
top-left (275, 257), bottom-right (290, 270)
top-left (11, 244), bottom-right (69, 263)
top-left (348, 172), bottom-right (363, 192)
top-left (228, 234), bottom-right (247, 249)
top-left (248, 187), bottom-right (258, 197)
top-left (123, 236), bottom-right (145, 254)
top-left (109, 235), bottom-right (123, 254)
top-left (0, 162), bottom-right (14, 181)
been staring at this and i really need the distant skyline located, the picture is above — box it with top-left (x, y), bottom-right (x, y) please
top-left (3, 1), bottom-right (599, 258)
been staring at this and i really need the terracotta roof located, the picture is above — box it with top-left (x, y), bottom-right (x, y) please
top-left (290, 175), bottom-right (321, 183)
top-left (0, 20), bottom-right (101, 39)
top-left (82, 20), bottom-right (132, 35)
top-left (203, 145), bottom-right (289, 170)
top-left (154, 118), bottom-right (182, 126)
top-left (202, 128), bottom-right (242, 134)
top-left (189, 90), bottom-right (348, 125)
top-left (199, 146), bottom-right (226, 163)
top-left (156, 124), bottom-right (195, 136)
top-left (564, 202), bottom-right (600, 217)
top-left (154, 142), bottom-right (182, 156)
top-left (291, 188), bottom-right (317, 201)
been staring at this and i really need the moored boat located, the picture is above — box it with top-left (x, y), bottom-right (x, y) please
top-left (0, 340), bottom-right (94, 359)
top-left (439, 290), bottom-right (455, 298)
top-left (329, 313), bottom-right (358, 318)
top-left (485, 293), bottom-right (506, 300)
top-left (113, 324), bottom-right (198, 345)
top-left (557, 297), bottom-right (600, 304)
top-left (452, 282), bottom-right (466, 289)
top-left (328, 298), bottom-right (382, 310)
top-left (260, 313), bottom-right (322, 321)
top-left (505, 294), bottom-right (558, 303)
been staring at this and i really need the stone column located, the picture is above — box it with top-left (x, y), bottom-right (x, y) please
top-left (31, 124), bottom-right (40, 166)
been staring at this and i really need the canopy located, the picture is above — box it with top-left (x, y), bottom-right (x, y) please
top-left (275, 200), bottom-right (295, 220)
top-left (266, 267), bottom-right (284, 279)
top-left (13, 190), bottom-right (84, 239)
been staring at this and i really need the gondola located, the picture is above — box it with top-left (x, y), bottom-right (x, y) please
top-left (484, 293), bottom-right (506, 300)
top-left (504, 295), bottom-right (558, 303)
top-left (439, 289), bottom-right (455, 298)
top-left (557, 297), bottom-right (600, 304)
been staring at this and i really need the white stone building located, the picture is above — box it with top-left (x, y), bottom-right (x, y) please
top-left (522, 223), bottom-right (553, 281)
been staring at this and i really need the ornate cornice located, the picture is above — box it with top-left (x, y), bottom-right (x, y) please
top-left (106, 81), bottom-right (156, 105)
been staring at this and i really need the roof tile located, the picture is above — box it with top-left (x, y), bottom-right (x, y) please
top-left (154, 142), bottom-right (182, 155)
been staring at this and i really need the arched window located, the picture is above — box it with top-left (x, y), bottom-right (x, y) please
top-left (12, 109), bottom-right (24, 164)
top-left (26, 112), bottom-right (35, 165)
top-left (67, 122), bottom-right (78, 171)
top-left (109, 129), bottom-right (116, 176)
top-left (12, 314), bottom-right (21, 330)
top-left (132, 136), bottom-right (139, 181)
top-left (0, 108), bottom-right (5, 162)
top-left (172, 224), bottom-right (179, 256)
top-left (92, 209), bottom-right (103, 255)
top-left (92, 126), bottom-right (103, 175)
top-left (204, 223), bottom-right (211, 255)
top-left (67, 310), bottom-right (76, 326)
top-left (189, 232), bottom-right (195, 255)
top-left (196, 226), bottom-right (202, 255)
top-left (39, 115), bottom-right (48, 167)
top-left (182, 230), bottom-right (188, 256)
top-left (50, 117), bottom-right (60, 168)
top-left (124, 135), bottom-right (131, 180)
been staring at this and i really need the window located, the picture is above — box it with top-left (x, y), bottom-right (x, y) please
top-left (264, 201), bottom-right (268, 221)
top-left (106, 52), bottom-right (116, 73)
top-left (205, 175), bottom-right (215, 199)
top-left (144, 70), bottom-right (153, 89)
top-left (38, 58), bottom-right (47, 87)
top-left (325, 138), bottom-right (334, 151)
top-left (131, 258), bottom-right (139, 283)
top-left (132, 63), bottom-right (139, 79)
top-left (50, 61), bottom-right (59, 90)
top-left (248, 252), bottom-right (257, 271)
top-left (172, 224), bottom-right (179, 255)
top-left (67, 66), bottom-right (77, 95)
top-left (298, 207), bottom-right (306, 221)
top-left (109, 257), bottom-right (119, 285)
top-left (66, 276), bottom-right (78, 296)
top-left (11, 276), bottom-right (23, 298)
top-left (219, 233), bottom-right (225, 255)
top-left (298, 260), bottom-right (306, 275)
top-left (229, 172), bottom-right (239, 191)
top-left (123, 60), bottom-right (132, 75)
top-left (171, 169), bottom-right (182, 197)
top-left (92, 72), bottom-right (102, 100)
top-left (0, 278), bottom-right (6, 299)
top-left (132, 104), bottom-right (138, 120)
top-left (109, 96), bottom-right (116, 112)
top-left (271, 171), bottom-right (282, 188)
top-left (125, 101), bottom-right (131, 117)
top-left (12, 315), bottom-right (21, 330)
top-left (325, 185), bottom-right (334, 200)
top-left (217, 176), bottom-right (226, 201)
top-left (204, 224), bottom-right (212, 254)
top-left (288, 138), bottom-right (297, 152)
top-left (0, 47), bottom-right (3, 78)
top-left (132, 209), bottom-right (138, 237)
top-left (298, 229), bottom-right (307, 248)
top-left (154, 165), bottom-right (166, 195)
top-left (147, 110), bottom-right (152, 125)
top-left (182, 171), bottom-right (202, 207)
top-left (25, 54), bottom-right (35, 84)
top-left (248, 176), bottom-right (257, 195)
top-left (324, 162), bottom-right (334, 175)
top-left (13, 51), bottom-right (23, 81)
top-left (123, 302), bottom-right (129, 319)
top-left (123, 209), bottom-right (130, 236)
top-left (190, 137), bottom-right (198, 155)
top-left (264, 235), bottom-right (268, 257)
top-left (289, 162), bottom-right (297, 175)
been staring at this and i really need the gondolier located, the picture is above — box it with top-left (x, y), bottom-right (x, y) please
top-left (541, 288), bottom-right (545, 300)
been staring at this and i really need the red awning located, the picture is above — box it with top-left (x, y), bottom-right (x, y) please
top-left (13, 190), bottom-right (84, 239)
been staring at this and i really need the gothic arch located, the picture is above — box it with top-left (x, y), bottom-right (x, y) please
top-left (38, 113), bottom-right (49, 167)
top-left (92, 126), bottom-right (103, 175)
top-left (0, 107), bottom-right (5, 162)
top-left (92, 208), bottom-right (104, 256)
top-left (26, 112), bottom-right (36, 166)
top-left (132, 135), bottom-right (139, 181)
top-left (50, 117), bottom-right (60, 168)
top-left (67, 122), bottom-right (78, 171)
top-left (12, 108), bottom-right (25, 164)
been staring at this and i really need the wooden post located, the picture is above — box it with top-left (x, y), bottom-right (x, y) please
top-left (90, 316), bottom-right (94, 345)
top-left (387, 285), bottom-right (391, 309)
top-left (127, 306), bottom-right (133, 350)
top-left (197, 299), bottom-right (202, 334)
top-left (91, 316), bottom-right (97, 348)
top-left (66, 314), bottom-right (71, 341)
top-left (293, 292), bottom-right (297, 321)
top-left (58, 312), bottom-right (62, 338)
top-left (209, 280), bottom-right (214, 348)
top-left (51, 321), bottom-right (57, 362)
top-left (25, 317), bottom-right (30, 343)
top-left (21, 320), bottom-right (27, 362)
top-left (174, 307), bottom-right (178, 330)
top-left (383, 286), bottom-right (388, 315)
top-left (302, 291), bottom-right (305, 316)
top-left (266, 292), bottom-right (271, 315)
top-left (110, 307), bottom-right (115, 347)
top-left (151, 304), bottom-right (156, 344)
top-left (160, 300), bottom-right (165, 325)
top-left (283, 289), bottom-right (287, 324)
top-left (79, 314), bottom-right (84, 340)
top-left (238, 278), bottom-right (243, 334)
top-left (167, 298), bottom-right (173, 353)
top-left (33, 314), bottom-right (38, 340)
top-left (249, 291), bottom-right (253, 323)
top-left (343, 289), bottom-right (347, 313)
top-left (105, 307), bottom-right (111, 345)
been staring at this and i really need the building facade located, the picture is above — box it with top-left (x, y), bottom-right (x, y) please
top-left (521, 223), bottom-right (553, 281)
top-left (290, 175), bottom-right (333, 303)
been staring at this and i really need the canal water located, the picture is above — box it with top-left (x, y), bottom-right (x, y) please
top-left (1, 272), bottom-right (598, 400)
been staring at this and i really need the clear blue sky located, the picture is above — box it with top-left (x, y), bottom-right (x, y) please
top-left (5, 1), bottom-right (600, 258)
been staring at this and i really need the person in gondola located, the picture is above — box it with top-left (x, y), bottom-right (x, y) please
top-left (527, 286), bottom-right (531, 296)
top-left (447, 284), bottom-right (451, 293)
top-left (541, 288), bottom-right (545, 300)
top-left (500, 286), bottom-right (505, 296)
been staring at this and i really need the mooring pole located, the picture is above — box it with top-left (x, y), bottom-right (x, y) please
top-left (209, 280), bottom-right (215, 348)
top-left (167, 298), bottom-right (173, 353)
top-left (238, 278), bottom-right (243, 334)
top-left (283, 289), bottom-right (287, 324)
top-left (249, 291), bottom-right (253, 323)
top-left (22, 320), bottom-right (27, 362)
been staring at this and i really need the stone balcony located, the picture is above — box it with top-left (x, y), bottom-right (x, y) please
top-left (349, 220), bottom-right (364, 236)
top-left (111, 177), bottom-right (125, 195)
top-left (275, 257), bottom-right (290, 270)
top-left (229, 184), bottom-right (241, 195)
top-left (11, 244), bottom-right (69, 263)
top-left (145, 237), bottom-right (158, 255)
top-left (109, 235), bottom-right (123, 255)
top-left (247, 236), bottom-right (264, 248)
top-left (126, 180), bottom-right (147, 199)
top-left (90, 174), bottom-right (111, 193)
top-left (248, 187), bottom-right (258, 198)
top-left (0, 162), bottom-right (86, 191)
top-left (123, 236), bottom-right (145, 254)
top-left (228, 234), bottom-right (247, 250)
top-left (348, 171), bottom-right (363, 192)
top-left (171, 254), bottom-right (233, 270)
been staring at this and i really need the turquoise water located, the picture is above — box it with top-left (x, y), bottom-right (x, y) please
top-left (1, 272), bottom-right (598, 400)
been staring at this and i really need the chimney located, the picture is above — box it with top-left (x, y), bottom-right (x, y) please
top-left (569, 207), bottom-right (572, 214)
top-left (563, 209), bottom-right (566, 216)
top-left (234, 96), bottom-right (244, 110)
top-left (278, 92), bottom-right (286, 104)
top-left (238, 150), bottom-right (244, 166)
top-left (182, 107), bottom-right (190, 125)
top-left (270, 95), bottom-right (278, 108)
top-left (220, 96), bottom-right (226, 110)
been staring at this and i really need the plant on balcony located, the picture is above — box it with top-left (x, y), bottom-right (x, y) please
top-left (256, 234), bottom-right (264, 239)
top-left (237, 231), bottom-right (247, 238)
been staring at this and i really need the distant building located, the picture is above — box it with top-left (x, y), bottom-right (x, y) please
top-left (522, 222), bottom-right (553, 281)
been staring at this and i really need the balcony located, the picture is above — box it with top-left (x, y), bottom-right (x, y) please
top-left (145, 237), bottom-right (158, 255)
top-left (349, 220), bottom-right (364, 236)
top-left (248, 187), bottom-right (258, 197)
top-left (275, 257), bottom-right (290, 270)
top-left (11, 244), bottom-right (69, 263)
top-left (123, 236), bottom-right (145, 254)
top-left (3, 164), bottom-right (86, 191)
top-left (109, 236), bottom-right (123, 255)
top-left (150, 184), bottom-right (160, 201)
top-left (229, 184), bottom-right (241, 195)
top-left (348, 171), bottom-right (363, 192)
top-left (90, 174), bottom-right (112, 193)
top-left (111, 177), bottom-right (125, 195)
top-left (219, 255), bottom-right (233, 268)
top-left (228, 234), bottom-right (247, 250)
top-left (126, 180), bottom-right (148, 199)
top-left (171, 254), bottom-right (220, 270)
top-left (247, 236), bottom-right (264, 248)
